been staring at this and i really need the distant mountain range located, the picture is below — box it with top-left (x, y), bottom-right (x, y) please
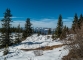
top-left (22, 27), bottom-right (55, 34)
top-left (34, 27), bottom-right (55, 34)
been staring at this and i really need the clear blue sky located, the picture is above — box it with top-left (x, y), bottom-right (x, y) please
top-left (0, 0), bottom-right (83, 28)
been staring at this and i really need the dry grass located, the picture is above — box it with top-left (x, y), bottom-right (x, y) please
top-left (21, 44), bottom-right (64, 51)
top-left (62, 28), bottom-right (83, 60)
top-left (62, 49), bottom-right (83, 60)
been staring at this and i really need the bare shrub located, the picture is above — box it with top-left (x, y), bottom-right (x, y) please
top-left (62, 24), bottom-right (83, 60)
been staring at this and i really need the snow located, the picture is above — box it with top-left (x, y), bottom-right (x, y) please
top-left (0, 34), bottom-right (69, 60)
top-left (33, 46), bottom-right (69, 60)
top-left (44, 29), bottom-right (49, 30)
top-left (0, 51), bottom-right (3, 56)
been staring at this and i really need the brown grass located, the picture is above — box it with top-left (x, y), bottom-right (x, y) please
top-left (21, 44), bottom-right (64, 51)
top-left (62, 49), bottom-right (83, 60)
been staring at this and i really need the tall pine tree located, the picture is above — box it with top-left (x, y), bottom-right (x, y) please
top-left (48, 28), bottom-right (51, 35)
top-left (1, 8), bottom-right (12, 46)
top-left (72, 13), bottom-right (79, 31)
top-left (78, 14), bottom-right (83, 29)
top-left (23, 18), bottom-right (32, 38)
top-left (60, 25), bottom-right (67, 39)
top-left (55, 14), bottom-right (63, 38)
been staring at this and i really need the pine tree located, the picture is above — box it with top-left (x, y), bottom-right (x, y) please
top-left (60, 25), bottom-right (67, 39)
top-left (15, 24), bottom-right (21, 44)
top-left (55, 14), bottom-right (63, 38)
top-left (79, 14), bottom-right (83, 23)
top-left (1, 8), bottom-right (12, 46)
top-left (48, 28), bottom-right (51, 35)
top-left (72, 13), bottom-right (79, 31)
top-left (66, 27), bottom-right (69, 34)
top-left (23, 18), bottom-right (32, 38)
top-left (78, 14), bottom-right (83, 29)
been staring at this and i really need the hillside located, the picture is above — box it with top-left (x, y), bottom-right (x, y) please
top-left (0, 34), bottom-right (69, 60)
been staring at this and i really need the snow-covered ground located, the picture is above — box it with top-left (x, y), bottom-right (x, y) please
top-left (0, 34), bottom-right (69, 60)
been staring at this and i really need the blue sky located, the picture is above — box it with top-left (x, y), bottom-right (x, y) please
top-left (0, 0), bottom-right (83, 28)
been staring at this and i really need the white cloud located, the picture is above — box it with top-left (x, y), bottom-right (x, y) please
top-left (31, 19), bottom-right (58, 28)
top-left (11, 20), bottom-right (25, 27)
top-left (0, 17), bottom-right (73, 28)
top-left (0, 17), bottom-right (24, 19)
top-left (31, 18), bottom-right (73, 28)
top-left (67, 17), bottom-right (73, 19)
top-left (10, 17), bottom-right (24, 18)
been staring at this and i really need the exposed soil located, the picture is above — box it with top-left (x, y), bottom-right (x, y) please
top-left (21, 44), bottom-right (64, 51)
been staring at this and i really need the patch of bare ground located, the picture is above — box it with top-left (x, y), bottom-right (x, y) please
top-left (21, 44), bottom-right (64, 51)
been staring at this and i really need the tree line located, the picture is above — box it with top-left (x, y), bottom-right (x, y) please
top-left (0, 8), bottom-right (83, 48)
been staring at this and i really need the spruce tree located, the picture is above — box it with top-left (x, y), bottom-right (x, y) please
top-left (23, 18), bottom-right (32, 38)
top-left (1, 8), bottom-right (12, 46)
top-left (78, 14), bottom-right (83, 29)
top-left (55, 14), bottom-right (63, 38)
top-left (66, 27), bottom-right (69, 34)
top-left (48, 28), bottom-right (51, 35)
top-left (79, 14), bottom-right (83, 23)
top-left (72, 13), bottom-right (79, 31)
top-left (60, 25), bottom-right (67, 39)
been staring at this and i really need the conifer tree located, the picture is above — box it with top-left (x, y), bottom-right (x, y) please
top-left (23, 18), bottom-right (32, 38)
top-left (72, 13), bottom-right (79, 31)
top-left (78, 14), bottom-right (83, 29)
top-left (55, 14), bottom-right (63, 38)
top-left (66, 27), bottom-right (69, 34)
top-left (48, 28), bottom-right (51, 35)
top-left (60, 25), bottom-right (67, 39)
top-left (15, 24), bottom-right (21, 44)
top-left (1, 8), bottom-right (12, 46)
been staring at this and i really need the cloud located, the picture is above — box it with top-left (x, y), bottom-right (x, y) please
top-left (31, 18), bottom-right (73, 28)
top-left (31, 19), bottom-right (58, 28)
top-left (0, 17), bottom-right (73, 28)
top-left (10, 17), bottom-right (24, 18)
top-left (0, 17), bottom-right (24, 19)
top-left (67, 17), bottom-right (73, 19)
top-left (11, 20), bottom-right (25, 27)
top-left (0, 20), bottom-right (25, 28)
